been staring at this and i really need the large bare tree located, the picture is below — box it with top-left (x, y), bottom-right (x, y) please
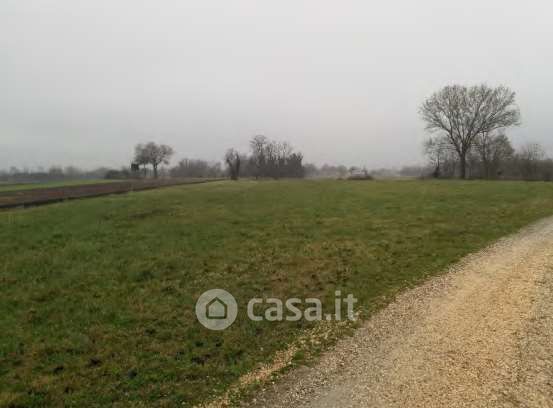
top-left (419, 84), bottom-right (520, 179)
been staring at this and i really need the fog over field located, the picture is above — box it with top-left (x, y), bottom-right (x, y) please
top-left (1, 0), bottom-right (552, 169)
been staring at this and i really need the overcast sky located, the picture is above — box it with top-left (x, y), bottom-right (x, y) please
top-left (1, 0), bottom-right (552, 170)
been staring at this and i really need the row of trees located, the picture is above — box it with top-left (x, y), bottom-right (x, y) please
top-left (303, 164), bottom-right (377, 179)
top-left (169, 158), bottom-right (223, 178)
top-left (130, 136), bottom-right (306, 180)
top-left (224, 136), bottom-right (306, 180)
top-left (425, 135), bottom-right (552, 181)
top-left (424, 131), bottom-right (513, 179)
top-left (247, 135), bottom-right (305, 179)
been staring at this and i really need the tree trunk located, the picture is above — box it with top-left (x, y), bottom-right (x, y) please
top-left (153, 165), bottom-right (158, 179)
top-left (459, 154), bottom-right (467, 179)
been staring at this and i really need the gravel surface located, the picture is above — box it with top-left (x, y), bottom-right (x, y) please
top-left (249, 217), bottom-right (553, 408)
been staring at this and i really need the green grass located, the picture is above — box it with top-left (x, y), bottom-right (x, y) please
top-left (1, 180), bottom-right (553, 406)
top-left (0, 179), bottom-right (119, 192)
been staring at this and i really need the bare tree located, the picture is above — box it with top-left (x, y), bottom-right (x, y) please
top-left (133, 144), bottom-right (150, 176)
top-left (517, 142), bottom-right (546, 180)
top-left (249, 135), bottom-right (268, 179)
top-left (276, 141), bottom-right (293, 179)
top-left (225, 148), bottom-right (241, 180)
top-left (473, 132), bottom-right (514, 178)
top-left (420, 84), bottom-right (521, 178)
top-left (423, 135), bottom-right (453, 178)
top-left (134, 142), bottom-right (174, 178)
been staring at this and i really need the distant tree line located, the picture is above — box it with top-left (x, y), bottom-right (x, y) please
top-left (169, 158), bottom-right (224, 178)
top-left (128, 136), bottom-right (306, 181)
top-left (244, 135), bottom-right (304, 179)
top-left (0, 166), bottom-right (114, 183)
top-left (303, 164), bottom-right (376, 179)
top-left (303, 164), bottom-right (349, 179)
top-left (6, 95), bottom-right (550, 184)
top-left (223, 136), bottom-right (305, 180)
top-left (424, 135), bottom-right (553, 181)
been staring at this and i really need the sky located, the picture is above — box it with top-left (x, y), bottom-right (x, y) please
top-left (1, 0), bottom-right (552, 170)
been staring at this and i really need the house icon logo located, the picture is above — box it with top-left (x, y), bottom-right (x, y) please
top-left (195, 289), bottom-right (237, 330)
top-left (206, 297), bottom-right (228, 319)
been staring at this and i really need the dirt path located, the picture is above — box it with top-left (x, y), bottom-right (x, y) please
top-left (250, 217), bottom-right (553, 408)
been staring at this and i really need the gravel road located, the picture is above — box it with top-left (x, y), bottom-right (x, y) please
top-left (250, 217), bottom-right (553, 407)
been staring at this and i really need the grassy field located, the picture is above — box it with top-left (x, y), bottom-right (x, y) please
top-left (0, 179), bottom-right (118, 193)
top-left (2, 180), bottom-right (553, 406)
